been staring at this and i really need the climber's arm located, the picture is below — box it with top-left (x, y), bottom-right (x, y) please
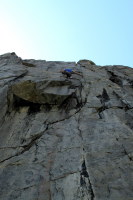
top-left (73, 71), bottom-right (83, 76)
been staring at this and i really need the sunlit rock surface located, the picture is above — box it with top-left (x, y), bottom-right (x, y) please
top-left (0, 53), bottom-right (133, 200)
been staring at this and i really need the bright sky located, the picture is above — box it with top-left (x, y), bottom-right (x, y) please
top-left (0, 0), bottom-right (133, 67)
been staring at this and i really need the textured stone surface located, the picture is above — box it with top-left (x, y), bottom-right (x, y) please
top-left (0, 53), bottom-right (133, 200)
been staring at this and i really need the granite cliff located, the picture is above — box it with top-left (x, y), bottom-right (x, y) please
top-left (0, 53), bottom-right (133, 200)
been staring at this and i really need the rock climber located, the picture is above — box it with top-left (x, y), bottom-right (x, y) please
top-left (60, 69), bottom-right (82, 78)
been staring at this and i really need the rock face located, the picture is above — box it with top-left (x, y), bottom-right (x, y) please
top-left (0, 53), bottom-right (133, 200)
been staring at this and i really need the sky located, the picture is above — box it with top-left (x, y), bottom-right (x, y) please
top-left (0, 0), bottom-right (133, 67)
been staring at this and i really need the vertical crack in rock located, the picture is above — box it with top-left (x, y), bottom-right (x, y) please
top-left (77, 113), bottom-right (95, 200)
top-left (97, 88), bottom-right (110, 119)
top-left (122, 144), bottom-right (133, 161)
top-left (77, 115), bottom-right (83, 141)
top-left (80, 160), bottom-right (95, 200)
top-left (107, 185), bottom-right (111, 199)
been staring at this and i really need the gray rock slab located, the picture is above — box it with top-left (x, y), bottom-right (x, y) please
top-left (0, 53), bottom-right (133, 200)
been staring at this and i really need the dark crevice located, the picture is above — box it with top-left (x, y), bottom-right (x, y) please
top-left (58, 81), bottom-right (84, 112)
top-left (47, 106), bottom-right (83, 127)
top-left (122, 144), bottom-right (133, 161)
top-left (107, 185), bottom-right (111, 198)
top-left (80, 176), bottom-right (86, 186)
top-left (14, 185), bottom-right (37, 192)
top-left (97, 88), bottom-right (110, 104)
top-left (102, 88), bottom-right (110, 102)
top-left (13, 95), bottom-right (41, 114)
top-left (42, 103), bottom-right (52, 112)
top-left (96, 99), bottom-right (108, 119)
top-left (77, 121), bottom-right (83, 141)
top-left (80, 160), bottom-right (95, 200)
top-left (13, 95), bottom-right (58, 114)
top-left (10, 91), bottom-right (83, 115)
top-left (97, 106), bottom-right (106, 119)
top-left (96, 88), bottom-right (110, 118)
top-left (113, 91), bottom-right (132, 111)
top-left (0, 155), bottom-right (17, 164)
top-left (28, 104), bottom-right (41, 114)
top-left (97, 105), bottom-right (125, 119)
top-left (96, 88), bottom-right (130, 119)
top-left (59, 92), bottom-right (82, 112)
top-left (108, 70), bottom-right (133, 88)
top-left (108, 71), bottom-right (123, 86)
top-left (125, 113), bottom-right (133, 130)
top-left (129, 80), bottom-right (133, 88)
top-left (121, 100), bottom-right (133, 111)
top-left (81, 160), bottom-right (89, 177)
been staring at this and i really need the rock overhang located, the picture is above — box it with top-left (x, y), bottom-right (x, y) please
top-left (10, 78), bottom-right (82, 106)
